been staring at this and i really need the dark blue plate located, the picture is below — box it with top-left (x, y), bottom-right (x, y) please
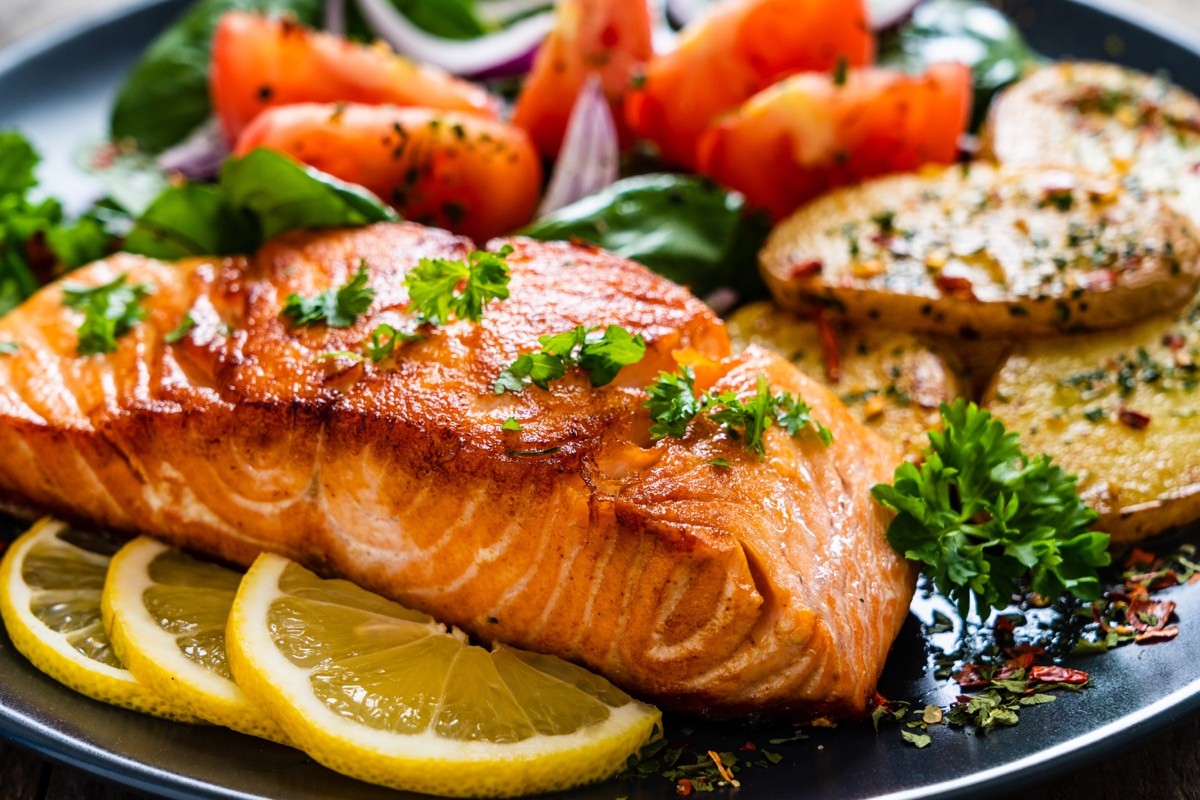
top-left (2, 1), bottom-right (1200, 798)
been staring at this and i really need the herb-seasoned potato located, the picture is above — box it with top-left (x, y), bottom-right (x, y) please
top-left (983, 62), bottom-right (1200, 225)
top-left (759, 164), bottom-right (1200, 337)
top-left (985, 294), bottom-right (1200, 545)
top-left (727, 302), bottom-right (966, 458)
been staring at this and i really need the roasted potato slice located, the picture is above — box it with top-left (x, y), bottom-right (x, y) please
top-left (759, 164), bottom-right (1200, 337)
top-left (983, 61), bottom-right (1200, 226)
top-left (727, 302), bottom-right (967, 458)
top-left (985, 294), bottom-right (1200, 545)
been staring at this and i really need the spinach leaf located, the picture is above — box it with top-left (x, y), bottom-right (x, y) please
top-left (124, 149), bottom-right (397, 259)
top-left (521, 174), bottom-right (770, 298)
top-left (221, 149), bottom-right (399, 240)
top-left (110, 0), bottom-right (324, 153)
top-left (880, 0), bottom-right (1043, 129)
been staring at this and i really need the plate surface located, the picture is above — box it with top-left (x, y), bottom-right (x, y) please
top-left (2, 1), bottom-right (1200, 798)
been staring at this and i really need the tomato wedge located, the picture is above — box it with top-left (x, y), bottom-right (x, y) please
top-left (236, 103), bottom-right (542, 240)
top-left (625, 0), bottom-right (874, 169)
top-left (697, 64), bottom-right (973, 220)
top-left (512, 0), bottom-right (654, 158)
top-left (210, 12), bottom-right (500, 144)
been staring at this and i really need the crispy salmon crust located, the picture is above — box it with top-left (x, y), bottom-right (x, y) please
top-left (0, 223), bottom-right (914, 718)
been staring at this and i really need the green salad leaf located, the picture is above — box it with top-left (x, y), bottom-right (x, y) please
top-left (1, 132), bottom-right (114, 316)
top-left (880, 0), bottom-right (1043, 129)
top-left (871, 399), bottom-right (1111, 618)
top-left (124, 148), bottom-right (396, 260)
top-left (110, 0), bottom-right (324, 153)
top-left (521, 174), bottom-right (770, 299)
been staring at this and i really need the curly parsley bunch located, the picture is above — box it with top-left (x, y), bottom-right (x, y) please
top-left (871, 399), bottom-right (1111, 617)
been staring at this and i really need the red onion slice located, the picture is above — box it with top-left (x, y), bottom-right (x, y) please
top-left (354, 0), bottom-right (554, 78)
top-left (324, 0), bottom-right (347, 35)
top-left (868, 0), bottom-right (922, 30)
top-left (536, 75), bottom-right (620, 218)
top-left (155, 118), bottom-right (229, 181)
top-left (664, 0), bottom-right (706, 28)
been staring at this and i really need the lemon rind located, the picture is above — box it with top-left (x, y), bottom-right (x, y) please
top-left (228, 553), bottom-right (661, 798)
top-left (102, 536), bottom-right (289, 743)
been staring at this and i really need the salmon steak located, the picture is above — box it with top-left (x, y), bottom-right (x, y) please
top-left (0, 222), bottom-right (914, 718)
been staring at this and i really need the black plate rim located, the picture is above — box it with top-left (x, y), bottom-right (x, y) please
top-left (3, 0), bottom-right (1200, 798)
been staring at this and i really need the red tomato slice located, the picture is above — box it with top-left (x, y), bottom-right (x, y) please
top-left (625, 0), bottom-right (874, 169)
top-left (512, 0), bottom-right (654, 158)
top-left (210, 12), bottom-right (500, 145)
top-left (697, 63), bottom-right (973, 220)
top-left (236, 103), bottom-right (542, 241)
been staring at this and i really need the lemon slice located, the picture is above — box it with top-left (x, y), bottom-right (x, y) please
top-left (228, 553), bottom-right (661, 798)
top-left (0, 519), bottom-right (200, 722)
top-left (102, 536), bottom-right (288, 742)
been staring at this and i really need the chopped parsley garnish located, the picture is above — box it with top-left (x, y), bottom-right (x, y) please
top-left (644, 367), bottom-right (833, 457)
top-left (405, 245), bottom-right (512, 327)
top-left (0, 340), bottom-right (18, 355)
top-left (502, 417), bottom-right (524, 432)
top-left (163, 312), bottom-right (196, 344)
top-left (494, 324), bottom-right (647, 394)
top-left (282, 261), bottom-right (374, 328)
top-left (832, 55), bottom-right (850, 87)
top-left (871, 399), bottom-right (1111, 617)
top-left (364, 323), bottom-right (421, 363)
top-left (61, 275), bottom-right (155, 356)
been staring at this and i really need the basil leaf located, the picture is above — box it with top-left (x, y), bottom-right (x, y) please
top-left (124, 149), bottom-right (396, 259)
top-left (520, 174), bottom-right (770, 299)
top-left (110, 0), bottom-right (324, 153)
top-left (879, 0), bottom-right (1043, 129)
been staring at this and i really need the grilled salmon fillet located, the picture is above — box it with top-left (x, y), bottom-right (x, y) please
top-left (0, 223), bottom-right (914, 718)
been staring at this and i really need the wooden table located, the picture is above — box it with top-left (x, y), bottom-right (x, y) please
top-left (3, 0), bottom-right (1200, 798)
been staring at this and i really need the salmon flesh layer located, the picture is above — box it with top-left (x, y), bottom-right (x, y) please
top-left (0, 222), bottom-right (915, 718)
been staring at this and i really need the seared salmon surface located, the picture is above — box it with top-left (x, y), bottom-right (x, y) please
top-left (0, 223), bottom-right (913, 718)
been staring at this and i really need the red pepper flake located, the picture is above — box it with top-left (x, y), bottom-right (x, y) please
top-left (1164, 332), bottom-right (1187, 350)
top-left (739, 741), bottom-right (757, 751)
top-left (1135, 626), bottom-right (1180, 645)
top-left (1126, 548), bottom-right (1158, 569)
top-left (813, 309), bottom-right (841, 384)
top-left (676, 779), bottom-right (694, 796)
top-left (954, 663), bottom-right (989, 689)
top-left (935, 274), bottom-right (977, 300)
top-left (1117, 407), bottom-right (1152, 430)
top-left (1005, 651), bottom-right (1037, 670)
top-left (1029, 665), bottom-right (1090, 685)
top-left (994, 616), bottom-right (1017, 636)
top-left (790, 258), bottom-right (823, 279)
top-left (1126, 597), bottom-right (1177, 632)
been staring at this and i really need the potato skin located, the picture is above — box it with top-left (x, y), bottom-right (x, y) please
top-left (759, 164), bottom-right (1200, 337)
top-left (982, 61), bottom-right (1200, 228)
top-left (984, 294), bottom-right (1200, 545)
top-left (727, 302), bottom-right (966, 459)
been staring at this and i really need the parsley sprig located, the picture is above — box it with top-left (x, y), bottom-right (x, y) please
top-left (644, 367), bottom-right (833, 457)
top-left (405, 245), bottom-right (512, 326)
top-left (871, 399), bottom-right (1111, 618)
top-left (282, 261), bottom-right (375, 328)
top-left (494, 324), bottom-right (647, 394)
top-left (61, 275), bottom-right (155, 356)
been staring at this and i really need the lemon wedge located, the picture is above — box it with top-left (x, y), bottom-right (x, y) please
top-left (227, 553), bottom-right (661, 798)
top-left (0, 519), bottom-right (199, 722)
top-left (102, 536), bottom-right (288, 742)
